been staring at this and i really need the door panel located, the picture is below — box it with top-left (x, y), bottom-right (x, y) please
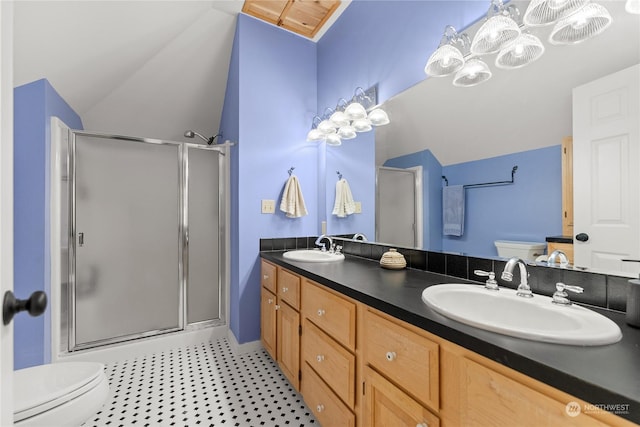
top-left (186, 147), bottom-right (221, 324)
top-left (573, 64), bottom-right (640, 276)
top-left (376, 167), bottom-right (419, 248)
top-left (72, 135), bottom-right (181, 348)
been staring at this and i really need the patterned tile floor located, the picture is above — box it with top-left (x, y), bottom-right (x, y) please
top-left (82, 338), bottom-right (317, 427)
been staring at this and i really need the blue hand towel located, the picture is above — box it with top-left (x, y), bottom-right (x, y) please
top-left (443, 185), bottom-right (465, 236)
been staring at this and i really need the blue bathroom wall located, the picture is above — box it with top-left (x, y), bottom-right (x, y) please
top-left (441, 146), bottom-right (562, 258)
top-left (316, 1), bottom-right (487, 238)
top-left (222, 14), bottom-right (318, 343)
top-left (220, 20), bottom-right (241, 342)
top-left (325, 133), bottom-right (375, 238)
top-left (383, 149), bottom-right (443, 251)
top-left (14, 79), bottom-right (83, 369)
top-left (316, 1), bottom-right (487, 109)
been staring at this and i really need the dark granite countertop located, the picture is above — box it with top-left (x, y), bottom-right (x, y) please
top-left (261, 251), bottom-right (640, 424)
top-left (546, 235), bottom-right (574, 244)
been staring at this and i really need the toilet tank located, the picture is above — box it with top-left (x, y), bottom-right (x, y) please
top-left (494, 240), bottom-right (546, 261)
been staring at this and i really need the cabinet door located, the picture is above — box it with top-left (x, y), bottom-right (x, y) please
top-left (458, 357), bottom-right (608, 427)
top-left (277, 301), bottom-right (300, 390)
top-left (363, 366), bottom-right (439, 427)
top-left (260, 287), bottom-right (277, 360)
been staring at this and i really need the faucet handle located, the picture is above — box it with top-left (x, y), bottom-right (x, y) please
top-left (474, 270), bottom-right (499, 291)
top-left (552, 282), bottom-right (584, 305)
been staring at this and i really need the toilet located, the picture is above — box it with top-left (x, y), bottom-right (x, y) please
top-left (494, 240), bottom-right (546, 261)
top-left (14, 362), bottom-right (109, 427)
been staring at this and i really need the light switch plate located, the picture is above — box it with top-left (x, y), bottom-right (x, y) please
top-left (354, 201), bottom-right (362, 213)
top-left (261, 199), bottom-right (275, 214)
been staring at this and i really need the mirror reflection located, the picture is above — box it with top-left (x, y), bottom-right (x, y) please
top-left (325, 1), bottom-right (640, 277)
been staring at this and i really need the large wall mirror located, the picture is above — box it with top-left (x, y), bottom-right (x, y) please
top-left (325, 1), bottom-right (640, 277)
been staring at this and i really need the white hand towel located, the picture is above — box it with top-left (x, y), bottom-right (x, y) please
top-left (443, 185), bottom-right (465, 236)
top-left (332, 178), bottom-right (356, 218)
top-left (279, 175), bottom-right (308, 218)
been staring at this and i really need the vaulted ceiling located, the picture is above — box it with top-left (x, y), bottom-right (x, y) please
top-left (12, 0), bottom-right (348, 143)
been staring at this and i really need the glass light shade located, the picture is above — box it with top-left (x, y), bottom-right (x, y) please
top-left (452, 58), bottom-right (492, 87)
top-left (329, 110), bottom-right (350, 127)
top-left (317, 119), bottom-right (337, 135)
top-left (344, 102), bottom-right (367, 120)
top-left (326, 133), bottom-right (342, 146)
top-left (495, 33), bottom-right (545, 69)
top-left (424, 44), bottom-right (465, 77)
top-left (352, 118), bottom-right (373, 132)
top-left (470, 15), bottom-right (521, 55)
top-left (549, 3), bottom-right (612, 45)
top-left (523, 0), bottom-right (589, 26)
top-left (368, 108), bottom-right (390, 126)
top-left (337, 125), bottom-right (357, 140)
top-left (627, 0), bottom-right (640, 14)
top-left (306, 128), bottom-right (326, 142)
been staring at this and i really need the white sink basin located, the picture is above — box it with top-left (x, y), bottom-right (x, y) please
top-left (421, 284), bottom-right (622, 346)
top-left (283, 250), bottom-right (345, 263)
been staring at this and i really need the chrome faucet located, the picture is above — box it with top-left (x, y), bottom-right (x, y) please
top-left (552, 282), bottom-right (584, 305)
top-left (501, 257), bottom-right (533, 298)
top-left (352, 233), bottom-right (368, 242)
top-left (315, 234), bottom-right (333, 252)
top-left (547, 250), bottom-right (569, 267)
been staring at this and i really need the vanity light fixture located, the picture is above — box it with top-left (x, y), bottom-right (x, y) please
top-left (424, 25), bottom-right (471, 77)
top-left (306, 116), bottom-right (327, 142)
top-left (307, 85), bottom-right (389, 146)
top-left (523, 0), bottom-right (589, 27)
top-left (549, 2), bottom-right (613, 45)
top-left (627, 0), bottom-right (640, 14)
top-left (495, 32), bottom-right (545, 69)
top-left (424, 0), bottom-right (612, 87)
top-left (470, 0), bottom-right (521, 55)
top-left (453, 58), bottom-right (493, 87)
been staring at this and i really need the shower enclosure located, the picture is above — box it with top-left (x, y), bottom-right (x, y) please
top-left (60, 131), bottom-right (226, 352)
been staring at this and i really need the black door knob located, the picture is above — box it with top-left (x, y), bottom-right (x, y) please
top-left (575, 233), bottom-right (589, 242)
top-left (2, 291), bottom-right (47, 326)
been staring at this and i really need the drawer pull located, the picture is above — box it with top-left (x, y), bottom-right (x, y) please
top-left (385, 351), bottom-right (397, 362)
top-left (263, 275), bottom-right (269, 280)
top-left (267, 298), bottom-right (273, 304)
top-left (316, 354), bottom-right (325, 363)
top-left (275, 304), bottom-right (280, 310)
top-left (317, 309), bottom-right (326, 317)
top-left (316, 404), bottom-right (325, 413)
top-left (282, 287), bottom-right (288, 293)
top-left (416, 423), bottom-right (429, 427)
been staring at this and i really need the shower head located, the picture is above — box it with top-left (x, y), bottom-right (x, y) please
top-left (184, 130), bottom-right (223, 145)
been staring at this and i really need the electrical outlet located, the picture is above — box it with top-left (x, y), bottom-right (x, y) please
top-left (261, 199), bottom-right (275, 214)
top-left (354, 201), bottom-right (362, 213)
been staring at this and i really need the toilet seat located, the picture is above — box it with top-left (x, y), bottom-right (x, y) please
top-left (14, 362), bottom-right (107, 423)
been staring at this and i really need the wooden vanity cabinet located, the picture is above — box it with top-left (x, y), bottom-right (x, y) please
top-left (262, 261), bottom-right (635, 427)
top-left (260, 260), bottom-right (301, 390)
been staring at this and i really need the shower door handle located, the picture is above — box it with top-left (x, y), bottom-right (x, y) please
top-left (78, 232), bottom-right (84, 247)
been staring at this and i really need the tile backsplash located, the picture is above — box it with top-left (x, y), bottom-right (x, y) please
top-left (260, 236), bottom-right (633, 313)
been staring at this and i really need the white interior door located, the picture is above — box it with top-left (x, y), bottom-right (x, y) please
top-left (376, 166), bottom-right (422, 248)
top-left (1, 1), bottom-right (14, 424)
top-left (573, 64), bottom-right (640, 277)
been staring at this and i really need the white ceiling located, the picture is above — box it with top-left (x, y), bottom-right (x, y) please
top-left (14, 0), bottom-right (243, 142)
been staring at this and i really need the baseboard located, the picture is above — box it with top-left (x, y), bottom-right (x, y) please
top-left (227, 330), bottom-right (263, 354)
top-left (55, 325), bottom-right (228, 364)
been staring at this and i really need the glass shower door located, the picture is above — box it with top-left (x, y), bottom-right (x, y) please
top-left (186, 146), bottom-right (222, 325)
top-left (71, 134), bottom-right (182, 349)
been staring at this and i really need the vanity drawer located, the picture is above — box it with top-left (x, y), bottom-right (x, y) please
top-left (261, 260), bottom-right (277, 293)
top-left (363, 309), bottom-right (440, 412)
top-left (301, 280), bottom-right (356, 351)
top-left (302, 319), bottom-right (355, 408)
top-left (302, 362), bottom-right (355, 427)
top-left (277, 267), bottom-right (300, 310)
